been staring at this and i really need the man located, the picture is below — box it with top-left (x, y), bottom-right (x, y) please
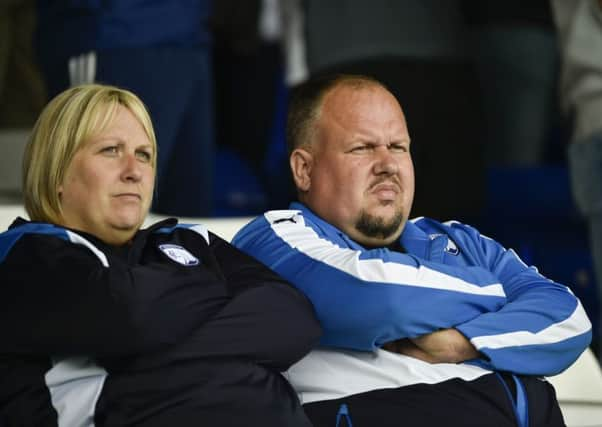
top-left (233, 75), bottom-right (592, 426)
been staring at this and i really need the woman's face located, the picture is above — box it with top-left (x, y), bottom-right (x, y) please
top-left (58, 105), bottom-right (155, 245)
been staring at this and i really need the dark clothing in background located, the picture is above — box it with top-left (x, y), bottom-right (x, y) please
top-left (301, 0), bottom-right (485, 221)
top-left (35, 0), bottom-right (216, 217)
top-left (0, 0), bottom-right (46, 127)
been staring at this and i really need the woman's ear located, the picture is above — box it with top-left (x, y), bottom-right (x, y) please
top-left (290, 148), bottom-right (313, 192)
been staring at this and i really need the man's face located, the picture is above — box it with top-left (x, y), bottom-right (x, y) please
top-left (292, 84), bottom-right (414, 246)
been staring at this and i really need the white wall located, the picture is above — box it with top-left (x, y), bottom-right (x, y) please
top-left (0, 129), bottom-right (28, 193)
top-left (0, 204), bottom-right (252, 243)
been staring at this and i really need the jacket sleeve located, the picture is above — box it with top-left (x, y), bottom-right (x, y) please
top-left (179, 234), bottom-right (321, 371)
top-left (449, 223), bottom-right (592, 376)
top-left (232, 212), bottom-right (508, 351)
top-left (0, 233), bottom-right (230, 357)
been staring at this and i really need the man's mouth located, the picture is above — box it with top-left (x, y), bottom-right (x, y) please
top-left (371, 181), bottom-right (399, 196)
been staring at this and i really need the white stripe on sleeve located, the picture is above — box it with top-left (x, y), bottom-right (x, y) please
top-left (267, 212), bottom-right (505, 297)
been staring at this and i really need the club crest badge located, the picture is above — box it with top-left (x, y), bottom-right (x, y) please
top-left (158, 244), bottom-right (200, 266)
top-left (428, 234), bottom-right (460, 256)
top-left (444, 239), bottom-right (459, 255)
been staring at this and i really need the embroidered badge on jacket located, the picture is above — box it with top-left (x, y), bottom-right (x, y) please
top-left (158, 244), bottom-right (200, 266)
top-left (428, 234), bottom-right (460, 256)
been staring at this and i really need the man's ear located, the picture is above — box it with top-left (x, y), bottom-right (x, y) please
top-left (290, 148), bottom-right (313, 192)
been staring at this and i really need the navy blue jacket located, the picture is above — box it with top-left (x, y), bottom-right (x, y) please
top-left (36, 0), bottom-right (212, 60)
top-left (0, 217), bottom-right (320, 426)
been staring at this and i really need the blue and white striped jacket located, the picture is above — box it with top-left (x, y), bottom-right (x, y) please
top-left (233, 202), bottom-right (591, 381)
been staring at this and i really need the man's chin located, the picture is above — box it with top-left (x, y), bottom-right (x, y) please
top-left (355, 210), bottom-right (405, 242)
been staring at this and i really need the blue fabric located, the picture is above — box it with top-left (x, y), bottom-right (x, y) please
top-left (36, 0), bottom-right (212, 60)
top-left (233, 203), bottom-right (592, 376)
top-left (513, 374), bottom-right (529, 427)
top-left (494, 373), bottom-right (529, 427)
top-left (335, 404), bottom-right (353, 427)
top-left (0, 222), bottom-right (69, 263)
top-left (35, 1), bottom-right (215, 217)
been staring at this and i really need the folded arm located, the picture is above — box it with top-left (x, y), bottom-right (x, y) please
top-left (234, 212), bottom-right (592, 375)
top-left (0, 231), bottom-right (229, 357)
top-left (426, 221), bottom-right (592, 375)
top-left (181, 235), bottom-right (321, 371)
top-left (232, 211), bottom-right (506, 351)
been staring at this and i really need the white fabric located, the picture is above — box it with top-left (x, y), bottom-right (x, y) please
top-left (472, 300), bottom-right (592, 349)
top-left (45, 357), bottom-right (107, 427)
top-left (286, 348), bottom-right (491, 404)
top-left (265, 210), bottom-right (505, 297)
top-left (66, 231), bottom-right (109, 267)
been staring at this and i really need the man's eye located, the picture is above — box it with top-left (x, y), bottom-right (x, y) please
top-left (351, 145), bottom-right (370, 153)
top-left (390, 144), bottom-right (408, 152)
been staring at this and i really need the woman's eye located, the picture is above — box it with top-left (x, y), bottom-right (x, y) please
top-left (136, 151), bottom-right (152, 162)
top-left (101, 146), bottom-right (119, 155)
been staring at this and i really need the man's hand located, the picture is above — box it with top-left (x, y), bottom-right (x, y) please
top-left (382, 338), bottom-right (439, 362)
top-left (382, 329), bottom-right (479, 364)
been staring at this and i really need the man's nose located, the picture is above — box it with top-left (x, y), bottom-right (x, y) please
top-left (373, 147), bottom-right (399, 175)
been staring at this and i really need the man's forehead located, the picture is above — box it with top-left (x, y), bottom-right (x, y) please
top-left (320, 84), bottom-right (407, 133)
top-left (324, 83), bottom-right (402, 113)
top-left (324, 81), bottom-right (384, 103)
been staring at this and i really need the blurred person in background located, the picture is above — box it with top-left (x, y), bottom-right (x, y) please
top-left (463, 0), bottom-right (560, 167)
top-left (286, 0), bottom-right (485, 222)
top-left (35, 0), bottom-right (215, 217)
top-left (553, 0), bottom-right (602, 361)
top-left (0, 0), bottom-right (45, 128)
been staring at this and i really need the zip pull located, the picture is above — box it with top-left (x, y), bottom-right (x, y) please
top-left (512, 374), bottom-right (529, 427)
top-left (495, 373), bottom-right (529, 427)
top-left (335, 403), bottom-right (353, 427)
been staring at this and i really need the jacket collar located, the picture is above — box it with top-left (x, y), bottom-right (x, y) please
top-left (290, 202), bottom-right (431, 256)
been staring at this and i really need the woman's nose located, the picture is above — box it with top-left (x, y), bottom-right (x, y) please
top-left (121, 153), bottom-right (142, 181)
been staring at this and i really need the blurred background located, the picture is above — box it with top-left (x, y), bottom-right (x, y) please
top-left (0, 0), bottom-right (600, 361)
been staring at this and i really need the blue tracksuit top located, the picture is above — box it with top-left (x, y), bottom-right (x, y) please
top-left (233, 202), bottom-right (592, 376)
top-left (36, 0), bottom-right (212, 60)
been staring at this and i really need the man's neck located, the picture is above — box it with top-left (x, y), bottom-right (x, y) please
top-left (361, 238), bottom-right (406, 253)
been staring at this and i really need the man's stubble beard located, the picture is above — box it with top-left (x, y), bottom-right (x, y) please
top-left (355, 207), bottom-right (405, 242)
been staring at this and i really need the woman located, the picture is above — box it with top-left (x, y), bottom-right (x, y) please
top-left (0, 84), bottom-right (320, 426)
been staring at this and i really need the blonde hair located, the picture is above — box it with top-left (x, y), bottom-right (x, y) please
top-left (23, 83), bottom-right (157, 224)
